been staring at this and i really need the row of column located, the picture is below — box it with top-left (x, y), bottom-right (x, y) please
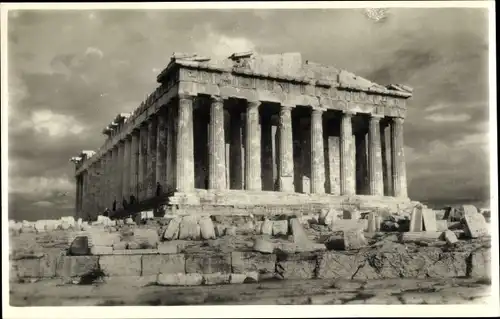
top-left (172, 95), bottom-right (407, 198)
top-left (76, 94), bottom-right (408, 216)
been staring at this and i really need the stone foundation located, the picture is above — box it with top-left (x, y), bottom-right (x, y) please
top-left (166, 190), bottom-right (414, 216)
top-left (11, 247), bottom-right (491, 285)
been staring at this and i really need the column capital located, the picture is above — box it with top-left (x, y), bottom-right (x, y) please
top-left (311, 107), bottom-right (326, 114)
top-left (178, 93), bottom-right (196, 100)
top-left (370, 114), bottom-right (384, 121)
top-left (392, 116), bottom-right (405, 124)
top-left (343, 110), bottom-right (357, 117)
top-left (210, 95), bottom-right (225, 103)
top-left (247, 100), bottom-right (261, 109)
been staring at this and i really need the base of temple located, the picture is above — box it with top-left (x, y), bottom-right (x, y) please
top-left (165, 189), bottom-right (415, 217)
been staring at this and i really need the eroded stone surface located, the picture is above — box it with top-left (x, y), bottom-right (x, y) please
top-left (99, 255), bottom-right (142, 277)
top-left (231, 251), bottom-right (276, 274)
top-left (468, 248), bottom-right (491, 279)
top-left (185, 253), bottom-right (231, 274)
top-left (56, 256), bottom-right (99, 278)
top-left (142, 254), bottom-right (185, 276)
top-left (157, 273), bottom-right (203, 286)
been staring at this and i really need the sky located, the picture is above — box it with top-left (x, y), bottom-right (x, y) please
top-left (7, 7), bottom-right (491, 220)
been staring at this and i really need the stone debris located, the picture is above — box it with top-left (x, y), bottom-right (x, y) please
top-left (381, 220), bottom-right (399, 231)
top-left (343, 210), bottom-right (360, 220)
top-left (178, 216), bottom-right (201, 240)
top-left (214, 224), bottom-right (226, 237)
top-left (124, 218), bottom-right (135, 225)
top-left (443, 230), bottom-right (458, 245)
top-left (330, 219), bottom-right (366, 232)
top-left (366, 213), bottom-right (378, 233)
top-left (199, 217), bottom-right (216, 240)
top-left (253, 238), bottom-right (275, 254)
top-left (421, 209), bottom-right (437, 231)
top-left (163, 217), bottom-right (181, 240)
top-left (343, 230), bottom-right (367, 250)
top-left (400, 231), bottom-right (442, 243)
top-left (68, 236), bottom-right (90, 256)
top-left (224, 226), bottom-right (237, 236)
top-left (272, 220), bottom-right (288, 236)
top-left (463, 213), bottom-right (488, 238)
top-left (254, 221), bottom-right (263, 234)
top-left (261, 219), bottom-right (273, 235)
top-left (229, 273), bottom-right (247, 284)
top-left (462, 205), bottom-right (478, 216)
top-left (436, 220), bottom-right (448, 231)
top-left (409, 206), bottom-right (423, 232)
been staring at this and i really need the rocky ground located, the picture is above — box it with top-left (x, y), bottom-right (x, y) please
top-left (9, 276), bottom-right (491, 306)
top-left (8, 205), bottom-right (493, 307)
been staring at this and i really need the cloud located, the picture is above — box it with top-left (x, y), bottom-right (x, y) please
top-left (16, 109), bottom-right (86, 137)
top-left (193, 26), bottom-right (256, 59)
top-left (425, 113), bottom-right (472, 123)
top-left (84, 46), bottom-right (104, 59)
top-left (9, 176), bottom-right (75, 197)
top-left (32, 201), bottom-right (55, 208)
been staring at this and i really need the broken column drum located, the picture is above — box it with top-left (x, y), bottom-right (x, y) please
top-left (71, 51), bottom-right (412, 218)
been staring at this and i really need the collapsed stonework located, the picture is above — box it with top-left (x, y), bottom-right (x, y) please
top-left (70, 51), bottom-right (413, 221)
top-left (9, 204), bottom-right (491, 287)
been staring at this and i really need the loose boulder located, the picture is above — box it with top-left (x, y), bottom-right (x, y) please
top-left (199, 217), bottom-right (216, 240)
top-left (68, 236), bottom-right (90, 256)
top-left (261, 219), bottom-right (273, 235)
top-left (343, 230), bottom-right (367, 250)
top-left (253, 238), bottom-right (274, 254)
top-left (178, 216), bottom-right (201, 240)
top-left (272, 220), bottom-right (288, 236)
top-left (157, 273), bottom-right (203, 286)
top-left (163, 217), bottom-right (181, 240)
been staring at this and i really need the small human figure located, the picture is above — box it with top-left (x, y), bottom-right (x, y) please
top-left (156, 182), bottom-right (162, 197)
top-left (112, 199), bottom-right (117, 212)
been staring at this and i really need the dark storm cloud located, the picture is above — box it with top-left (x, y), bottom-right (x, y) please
top-left (7, 7), bottom-right (491, 220)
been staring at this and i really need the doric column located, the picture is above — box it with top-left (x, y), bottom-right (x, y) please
top-left (94, 160), bottom-right (102, 213)
top-left (310, 108), bottom-right (325, 194)
top-left (75, 175), bottom-right (81, 218)
top-left (122, 137), bottom-right (131, 205)
top-left (391, 117), bottom-right (408, 198)
top-left (129, 130), bottom-right (139, 200)
top-left (166, 105), bottom-right (177, 192)
top-left (368, 115), bottom-right (384, 196)
top-left (156, 109), bottom-right (168, 194)
top-left (147, 117), bottom-right (158, 198)
top-left (278, 105), bottom-right (294, 192)
top-left (138, 124), bottom-right (148, 200)
top-left (380, 121), bottom-right (392, 196)
top-left (81, 170), bottom-right (88, 217)
top-left (245, 100), bottom-right (262, 191)
top-left (176, 94), bottom-right (195, 192)
top-left (229, 110), bottom-right (244, 189)
top-left (101, 153), bottom-right (108, 210)
top-left (208, 95), bottom-right (227, 190)
top-left (110, 147), bottom-right (118, 204)
top-left (117, 142), bottom-right (125, 204)
top-left (340, 111), bottom-right (356, 195)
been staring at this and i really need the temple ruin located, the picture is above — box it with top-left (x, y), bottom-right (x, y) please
top-left (71, 52), bottom-right (413, 219)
